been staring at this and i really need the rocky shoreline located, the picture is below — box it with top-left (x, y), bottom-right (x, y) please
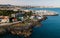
top-left (0, 16), bottom-right (47, 38)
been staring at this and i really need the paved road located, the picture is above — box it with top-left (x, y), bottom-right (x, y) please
top-left (0, 21), bottom-right (22, 26)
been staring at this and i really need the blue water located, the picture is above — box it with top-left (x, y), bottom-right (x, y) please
top-left (1, 8), bottom-right (60, 38)
top-left (30, 8), bottom-right (60, 38)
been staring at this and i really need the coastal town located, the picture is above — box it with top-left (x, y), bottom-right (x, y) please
top-left (0, 4), bottom-right (58, 38)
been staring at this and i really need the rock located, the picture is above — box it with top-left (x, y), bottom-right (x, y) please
top-left (0, 28), bottom-right (6, 35)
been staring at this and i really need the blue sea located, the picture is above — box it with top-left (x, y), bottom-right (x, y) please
top-left (1, 8), bottom-right (60, 38)
top-left (30, 8), bottom-right (60, 38)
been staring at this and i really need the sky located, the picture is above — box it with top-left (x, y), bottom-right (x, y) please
top-left (0, 0), bottom-right (60, 6)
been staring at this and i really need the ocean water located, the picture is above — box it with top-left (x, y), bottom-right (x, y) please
top-left (30, 8), bottom-right (60, 38)
top-left (1, 8), bottom-right (60, 38)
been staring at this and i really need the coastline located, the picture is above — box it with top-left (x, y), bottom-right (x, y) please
top-left (0, 16), bottom-right (47, 37)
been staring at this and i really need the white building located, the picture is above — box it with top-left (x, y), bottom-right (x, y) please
top-left (32, 10), bottom-right (57, 16)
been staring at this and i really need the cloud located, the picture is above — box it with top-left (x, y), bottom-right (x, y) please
top-left (0, 0), bottom-right (28, 6)
top-left (0, 0), bottom-right (60, 6)
top-left (0, 0), bottom-right (12, 4)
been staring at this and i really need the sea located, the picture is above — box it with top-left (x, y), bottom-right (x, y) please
top-left (0, 8), bottom-right (60, 38)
